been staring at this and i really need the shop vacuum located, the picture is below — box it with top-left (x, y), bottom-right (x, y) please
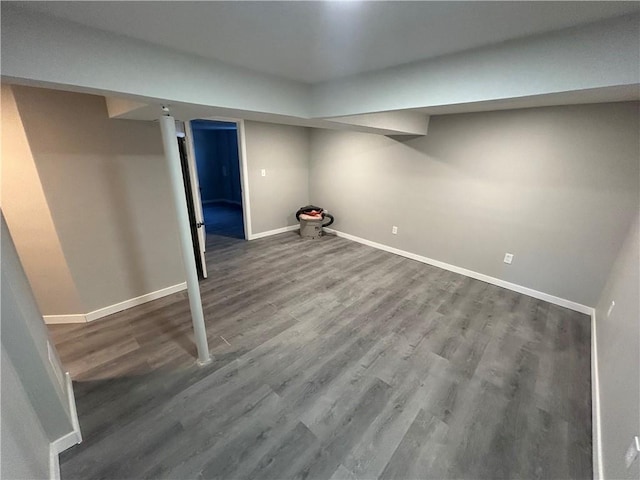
top-left (295, 205), bottom-right (334, 239)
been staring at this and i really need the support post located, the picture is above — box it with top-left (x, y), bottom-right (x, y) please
top-left (159, 114), bottom-right (211, 365)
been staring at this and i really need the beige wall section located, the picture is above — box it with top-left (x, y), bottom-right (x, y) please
top-left (310, 102), bottom-right (639, 307)
top-left (1, 84), bottom-right (84, 315)
top-left (10, 85), bottom-right (185, 313)
top-left (244, 121), bottom-right (310, 234)
top-left (104, 95), bottom-right (148, 119)
top-left (595, 211), bottom-right (639, 480)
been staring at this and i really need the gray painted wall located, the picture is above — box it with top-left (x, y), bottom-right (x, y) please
top-left (1, 212), bottom-right (77, 479)
top-left (309, 102), bottom-right (639, 307)
top-left (595, 212), bottom-right (640, 480)
top-left (1, 347), bottom-right (51, 480)
top-left (244, 121), bottom-right (310, 234)
top-left (1, 214), bottom-right (74, 441)
top-left (10, 85), bottom-right (185, 314)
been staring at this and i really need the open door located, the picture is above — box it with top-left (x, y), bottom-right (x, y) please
top-left (177, 130), bottom-right (208, 278)
top-left (184, 122), bottom-right (208, 278)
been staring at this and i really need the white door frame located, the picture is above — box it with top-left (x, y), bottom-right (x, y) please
top-left (185, 117), bottom-right (253, 244)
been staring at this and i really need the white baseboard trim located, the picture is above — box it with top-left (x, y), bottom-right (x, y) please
top-left (325, 228), bottom-right (593, 315)
top-left (51, 372), bottom-right (82, 453)
top-left (44, 283), bottom-right (188, 324)
top-left (49, 443), bottom-right (60, 480)
top-left (43, 314), bottom-right (87, 325)
top-left (85, 282), bottom-right (187, 322)
top-left (249, 224), bottom-right (299, 240)
top-left (50, 421), bottom-right (81, 452)
top-left (50, 372), bottom-right (82, 479)
top-left (591, 310), bottom-right (603, 480)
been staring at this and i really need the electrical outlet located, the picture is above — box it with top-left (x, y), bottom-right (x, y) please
top-left (392, 226), bottom-right (398, 235)
top-left (503, 253), bottom-right (514, 264)
top-left (625, 436), bottom-right (640, 469)
top-left (607, 300), bottom-right (616, 318)
top-left (261, 169), bottom-right (266, 177)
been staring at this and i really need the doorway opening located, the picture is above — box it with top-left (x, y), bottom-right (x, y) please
top-left (178, 118), bottom-right (251, 279)
top-left (190, 120), bottom-right (245, 239)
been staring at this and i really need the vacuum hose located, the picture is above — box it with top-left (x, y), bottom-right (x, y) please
top-left (295, 205), bottom-right (334, 228)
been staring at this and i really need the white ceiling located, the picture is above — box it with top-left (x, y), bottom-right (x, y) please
top-left (14, 1), bottom-right (640, 84)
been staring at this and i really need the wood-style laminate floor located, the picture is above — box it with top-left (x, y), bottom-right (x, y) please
top-left (49, 232), bottom-right (592, 480)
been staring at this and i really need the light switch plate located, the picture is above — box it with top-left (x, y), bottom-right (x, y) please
top-left (261, 169), bottom-right (266, 177)
top-left (504, 253), bottom-right (514, 264)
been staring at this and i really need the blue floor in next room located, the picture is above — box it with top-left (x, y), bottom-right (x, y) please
top-left (203, 202), bottom-right (245, 239)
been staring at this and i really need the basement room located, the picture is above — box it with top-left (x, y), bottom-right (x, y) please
top-left (1, 2), bottom-right (639, 480)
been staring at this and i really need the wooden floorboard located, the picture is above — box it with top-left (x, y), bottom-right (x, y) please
top-left (50, 232), bottom-right (592, 480)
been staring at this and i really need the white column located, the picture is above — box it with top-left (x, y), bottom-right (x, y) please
top-left (159, 114), bottom-right (211, 365)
